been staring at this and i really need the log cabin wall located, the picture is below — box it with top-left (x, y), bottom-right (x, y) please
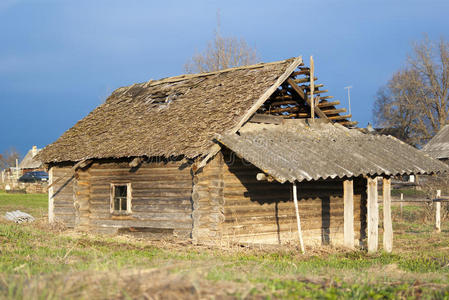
top-left (48, 165), bottom-right (76, 227)
top-left (217, 151), bottom-right (367, 246)
top-left (85, 160), bottom-right (194, 238)
top-left (192, 152), bottom-right (225, 243)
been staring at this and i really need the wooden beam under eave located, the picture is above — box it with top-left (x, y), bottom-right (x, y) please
top-left (286, 78), bottom-right (329, 121)
top-left (383, 177), bottom-right (393, 253)
top-left (344, 180), bottom-right (355, 249)
top-left (367, 177), bottom-right (379, 253)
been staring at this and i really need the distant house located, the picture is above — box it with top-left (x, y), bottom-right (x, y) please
top-left (19, 146), bottom-right (43, 173)
top-left (422, 125), bottom-right (449, 163)
top-left (38, 56), bottom-right (447, 252)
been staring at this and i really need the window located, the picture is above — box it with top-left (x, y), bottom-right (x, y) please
top-left (110, 183), bottom-right (132, 214)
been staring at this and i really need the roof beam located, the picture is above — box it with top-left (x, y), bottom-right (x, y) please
top-left (286, 78), bottom-right (329, 121)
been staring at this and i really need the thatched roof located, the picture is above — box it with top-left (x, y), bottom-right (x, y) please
top-left (19, 146), bottom-right (42, 169)
top-left (39, 57), bottom-right (302, 163)
top-left (217, 120), bottom-right (449, 183)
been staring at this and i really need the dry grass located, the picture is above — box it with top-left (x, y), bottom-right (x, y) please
top-left (0, 192), bottom-right (448, 299)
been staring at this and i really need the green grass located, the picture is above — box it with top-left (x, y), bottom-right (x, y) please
top-left (391, 188), bottom-right (427, 197)
top-left (0, 191), bottom-right (448, 299)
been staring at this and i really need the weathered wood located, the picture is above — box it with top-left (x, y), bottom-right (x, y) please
top-left (382, 178), bottom-right (393, 252)
top-left (294, 76), bottom-right (317, 84)
top-left (249, 114), bottom-right (283, 124)
top-left (317, 100), bottom-right (340, 108)
top-left (367, 177), bottom-right (379, 253)
top-left (328, 114), bottom-right (352, 120)
top-left (310, 56), bottom-right (315, 121)
top-left (233, 56), bottom-right (303, 131)
top-left (436, 190), bottom-right (441, 233)
top-left (343, 180), bottom-right (354, 249)
top-left (293, 182), bottom-right (305, 253)
top-left (322, 108), bottom-right (347, 115)
top-left (286, 78), bottom-right (329, 120)
top-left (48, 168), bottom-right (55, 223)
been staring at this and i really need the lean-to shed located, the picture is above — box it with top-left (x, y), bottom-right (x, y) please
top-left (38, 56), bottom-right (448, 252)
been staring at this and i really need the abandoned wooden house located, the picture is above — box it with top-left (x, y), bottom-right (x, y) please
top-left (38, 56), bottom-right (448, 253)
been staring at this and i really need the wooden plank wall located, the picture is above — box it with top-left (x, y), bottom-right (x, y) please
top-left (218, 153), bottom-right (367, 246)
top-left (86, 160), bottom-right (193, 238)
top-left (192, 152), bottom-right (225, 243)
top-left (49, 166), bottom-right (76, 227)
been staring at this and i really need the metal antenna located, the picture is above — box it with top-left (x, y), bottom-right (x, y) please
top-left (344, 86), bottom-right (352, 121)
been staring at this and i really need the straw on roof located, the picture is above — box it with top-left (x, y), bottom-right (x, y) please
top-left (39, 57), bottom-right (301, 163)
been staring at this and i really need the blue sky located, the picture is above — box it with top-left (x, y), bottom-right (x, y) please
top-left (1, 0), bottom-right (448, 158)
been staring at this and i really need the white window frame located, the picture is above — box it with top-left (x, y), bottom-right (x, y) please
top-left (110, 183), bottom-right (132, 215)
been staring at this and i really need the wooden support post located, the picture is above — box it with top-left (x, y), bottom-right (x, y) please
top-left (383, 177), bottom-right (393, 253)
top-left (400, 193), bottom-right (403, 219)
top-left (367, 177), bottom-right (379, 253)
top-left (343, 180), bottom-right (354, 249)
top-left (293, 182), bottom-right (305, 254)
top-left (436, 190), bottom-right (441, 233)
top-left (310, 56), bottom-right (315, 121)
top-left (48, 167), bottom-right (54, 223)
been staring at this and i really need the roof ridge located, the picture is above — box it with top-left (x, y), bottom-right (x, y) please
top-left (142, 57), bottom-right (297, 88)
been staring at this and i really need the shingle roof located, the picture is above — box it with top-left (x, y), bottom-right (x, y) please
top-left (38, 57), bottom-right (302, 163)
top-left (216, 120), bottom-right (449, 183)
top-left (422, 124), bottom-right (449, 159)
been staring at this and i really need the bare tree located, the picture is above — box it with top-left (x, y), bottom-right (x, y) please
top-left (373, 36), bottom-right (449, 146)
top-left (0, 147), bottom-right (20, 170)
top-left (184, 14), bottom-right (259, 73)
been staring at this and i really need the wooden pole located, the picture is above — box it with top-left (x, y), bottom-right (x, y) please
top-left (367, 177), bottom-right (379, 253)
top-left (310, 56), bottom-right (315, 121)
top-left (383, 177), bottom-right (393, 253)
top-left (293, 182), bottom-right (305, 254)
top-left (343, 180), bottom-right (354, 249)
top-left (48, 167), bottom-right (54, 223)
top-left (400, 193), bottom-right (403, 219)
top-left (436, 190), bottom-right (441, 233)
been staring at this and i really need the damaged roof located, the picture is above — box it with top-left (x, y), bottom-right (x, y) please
top-left (38, 57), bottom-right (302, 163)
top-left (216, 120), bottom-right (449, 183)
top-left (422, 124), bottom-right (449, 159)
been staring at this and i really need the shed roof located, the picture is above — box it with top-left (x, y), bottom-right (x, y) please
top-left (39, 57), bottom-right (302, 163)
top-left (19, 147), bottom-right (42, 169)
top-left (422, 125), bottom-right (449, 159)
top-left (216, 120), bottom-right (449, 183)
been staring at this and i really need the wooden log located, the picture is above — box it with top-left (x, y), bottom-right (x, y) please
top-left (367, 177), bottom-right (379, 253)
top-left (307, 89), bottom-right (328, 95)
top-left (291, 70), bottom-right (310, 76)
top-left (293, 182), bottom-right (305, 253)
top-left (286, 78), bottom-right (329, 121)
top-left (294, 76), bottom-right (317, 84)
top-left (268, 100), bottom-right (297, 106)
top-left (322, 108), bottom-right (347, 115)
top-left (317, 100), bottom-right (340, 108)
top-left (436, 190), bottom-right (441, 233)
top-left (344, 180), bottom-right (354, 249)
top-left (328, 114), bottom-right (352, 120)
top-left (383, 178), bottom-right (393, 252)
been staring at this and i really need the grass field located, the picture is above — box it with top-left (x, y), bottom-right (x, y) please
top-left (0, 191), bottom-right (448, 299)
